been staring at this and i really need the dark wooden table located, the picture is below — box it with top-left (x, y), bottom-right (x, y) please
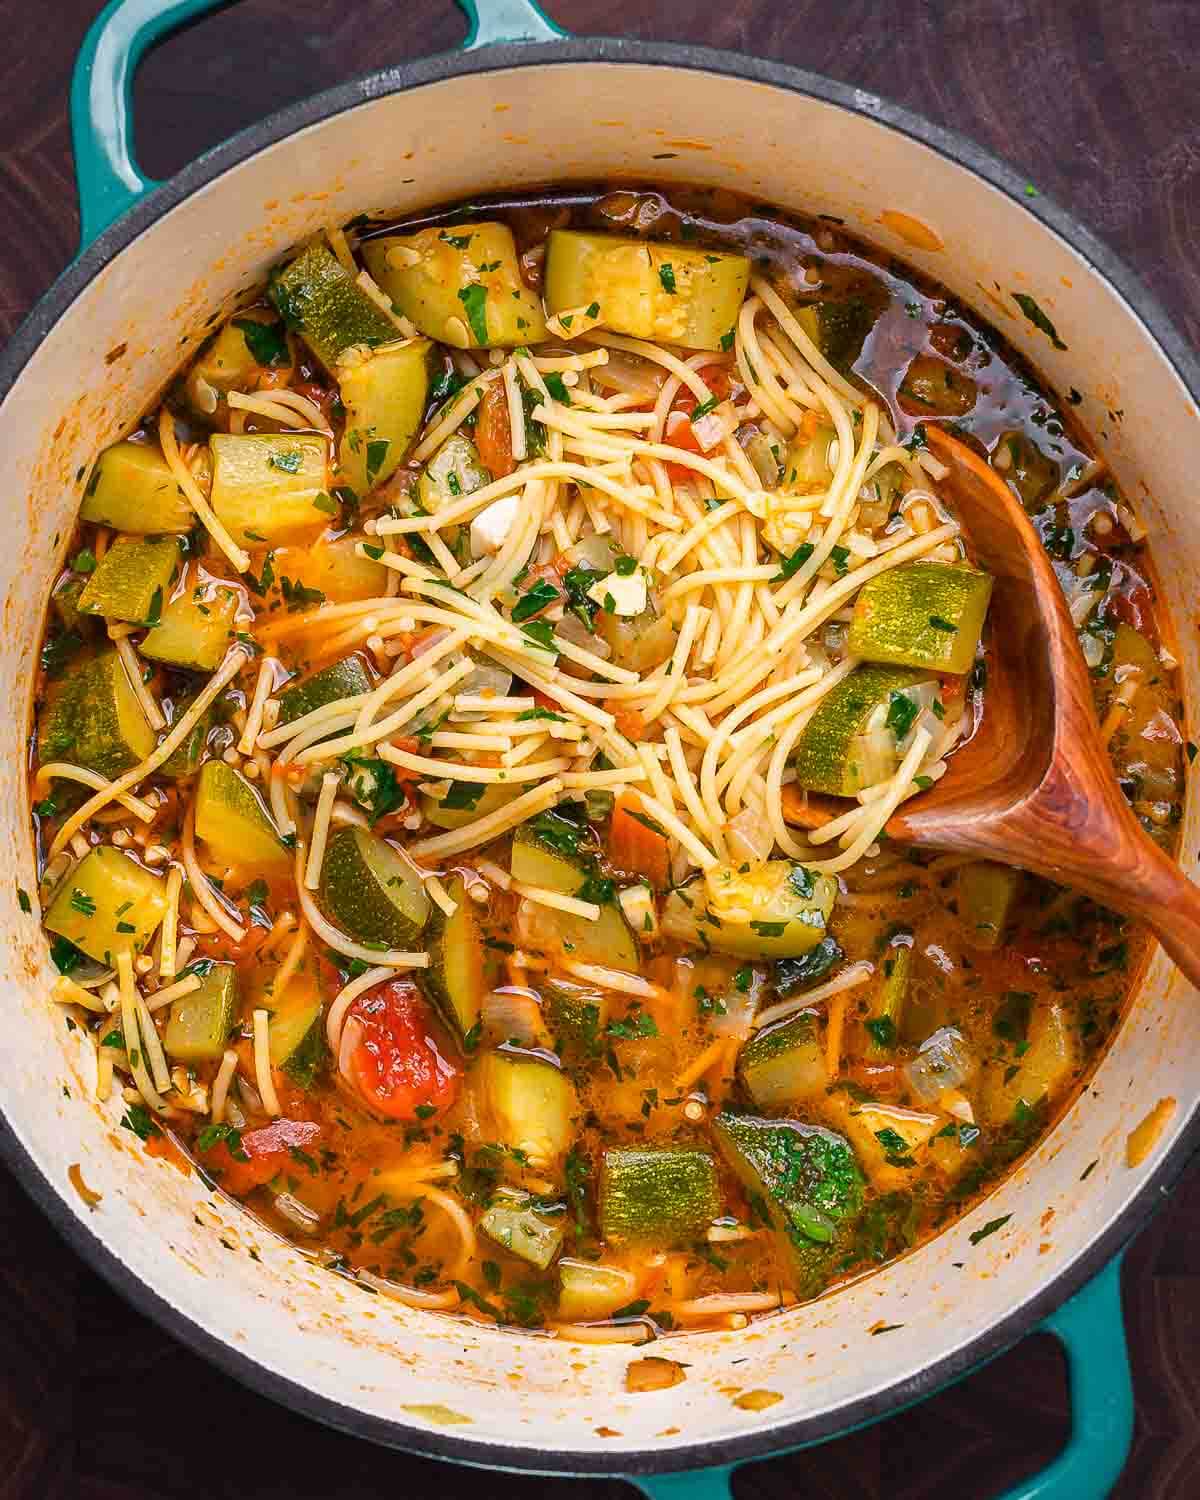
top-left (2, 2), bottom-right (1198, 1495)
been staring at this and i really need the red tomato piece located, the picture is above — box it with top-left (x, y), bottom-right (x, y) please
top-left (476, 380), bottom-right (515, 478)
top-left (204, 1117), bottom-right (321, 1197)
top-left (345, 980), bottom-right (461, 1122)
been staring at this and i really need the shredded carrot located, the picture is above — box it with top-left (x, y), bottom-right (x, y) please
top-left (609, 789), bottom-right (671, 888)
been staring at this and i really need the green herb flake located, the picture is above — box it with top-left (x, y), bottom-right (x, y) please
top-left (267, 448), bottom-right (304, 475)
top-left (968, 1214), bottom-right (1012, 1246)
top-left (544, 372), bottom-right (572, 405)
top-left (457, 284), bottom-right (490, 345)
top-left (885, 691), bottom-right (919, 740)
top-left (1013, 292), bottom-right (1067, 351)
top-left (233, 317), bottom-right (289, 367)
top-left (928, 615), bottom-right (957, 633)
top-left (658, 264), bottom-right (677, 295)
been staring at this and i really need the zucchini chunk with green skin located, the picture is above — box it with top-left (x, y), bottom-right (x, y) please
top-left (544, 230), bottom-right (750, 351)
top-left (712, 1111), bottom-right (864, 1295)
top-left (318, 825), bottom-right (430, 949)
top-left (867, 937), bottom-right (912, 1054)
top-left (209, 433), bottom-right (330, 548)
top-left (79, 440), bottom-right (193, 534)
top-left (268, 241), bottom-right (397, 369)
top-left (277, 655), bottom-right (372, 726)
top-left (159, 692), bottom-right (215, 780)
top-left (510, 816), bottom-right (639, 970)
top-left (416, 432), bottom-right (491, 516)
top-left (194, 760), bottom-right (291, 875)
top-left (185, 312), bottom-right (293, 416)
top-left (420, 781), bottom-right (518, 832)
top-left (268, 995), bottom-right (326, 1088)
top-left (77, 536), bottom-right (180, 625)
top-left (738, 1010), bottom-right (827, 1110)
top-left (362, 223), bottom-right (547, 349)
top-left (478, 1050), bottom-right (578, 1166)
top-left (336, 337), bottom-right (434, 496)
top-left (164, 963), bottom-right (237, 1063)
top-left (418, 874), bottom-right (486, 1042)
top-left (38, 648), bottom-right (155, 779)
top-left (480, 1192), bottom-right (565, 1270)
top-left (955, 862), bottom-right (1023, 949)
top-left (44, 846), bottom-right (166, 963)
top-left (992, 429), bottom-right (1058, 511)
top-left (790, 664), bottom-right (931, 797)
top-left (847, 561), bottom-right (993, 675)
top-left (795, 298), bottom-right (882, 374)
top-left (981, 999), bottom-right (1078, 1125)
top-left (545, 978), bottom-right (609, 1059)
top-left (698, 860), bottom-right (838, 960)
top-left (599, 1147), bottom-right (721, 1247)
top-left (140, 569), bottom-right (241, 672)
top-left (558, 1258), bottom-right (637, 1321)
top-left (52, 578), bottom-right (90, 635)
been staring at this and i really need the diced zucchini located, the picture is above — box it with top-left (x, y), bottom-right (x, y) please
top-left (80, 440), bottom-right (194, 534)
top-left (317, 825), bottom-right (430, 948)
top-left (897, 353), bottom-right (978, 418)
top-left (269, 242), bottom-right (397, 368)
top-left (480, 1191), bottom-right (565, 1270)
top-left (268, 995), bottom-right (326, 1089)
top-left (477, 1050), bottom-right (578, 1166)
top-left (159, 691), bottom-right (215, 780)
top-left (418, 874), bottom-right (486, 1043)
top-left (185, 311), bottom-right (293, 415)
top-left (847, 561), bottom-right (993, 675)
top-left (738, 1010), bottom-right (827, 1110)
top-left (992, 430), bottom-right (1058, 511)
top-left (420, 781), bottom-right (517, 831)
top-left (44, 846), bottom-right (166, 963)
top-left (712, 1111), bottom-right (864, 1296)
top-left (209, 433), bottom-right (331, 548)
top-left (544, 230), bottom-right (750, 351)
top-left (785, 419), bottom-right (837, 490)
top-left (140, 567), bottom-right (241, 671)
top-left (38, 648), bottom-right (156, 780)
top-left (362, 223), bottom-right (547, 349)
top-left (956, 862), bottom-right (1023, 949)
top-left (597, 606), bottom-right (677, 675)
top-left (795, 298), bottom-right (881, 373)
top-left (824, 1096), bottom-right (942, 1192)
top-left (789, 664), bottom-right (931, 797)
top-left (77, 536), bottom-right (181, 625)
top-left (598, 1147), bottom-right (721, 1247)
top-left (510, 816), bottom-right (639, 970)
top-left (164, 963), bottom-right (238, 1062)
top-left (336, 337), bottom-right (433, 495)
top-left (416, 432), bottom-right (491, 515)
top-left (663, 862), bottom-right (837, 960)
top-left (545, 978), bottom-right (609, 1059)
top-left (270, 534), bottom-right (389, 604)
top-left (194, 760), bottom-right (291, 874)
top-left (557, 1258), bottom-right (638, 1321)
top-left (981, 1000), bottom-right (1079, 1125)
top-left (866, 937), bottom-right (911, 1053)
top-left (277, 655), bottom-right (372, 726)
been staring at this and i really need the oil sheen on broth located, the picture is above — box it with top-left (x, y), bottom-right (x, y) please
top-left (28, 184), bottom-right (1183, 1341)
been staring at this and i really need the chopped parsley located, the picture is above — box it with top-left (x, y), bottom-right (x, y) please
top-left (658, 264), bottom-right (677, 295)
top-left (457, 284), bottom-right (489, 345)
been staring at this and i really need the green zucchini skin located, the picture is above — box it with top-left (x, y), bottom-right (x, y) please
top-left (164, 964), bottom-right (238, 1063)
top-left (194, 761), bottom-right (292, 874)
top-left (510, 817), bottom-right (639, 970)
top-left (38, 648), bottom-right (156, 780)
top-left (77, 536), bottom-right (181, 625)
top-left (269, 242), bottom-right (397, 369)
top-left (737, 1011), bottom-right (827, 1109)
top-left (598, 1147), bottom-right (720, 1246)
top-left (790, 664), bottom-right (928, 797)
top-left (419, 873), bottom-right (486, 1043)
top-left (317, 825), bottom-right (430, 949)
top-left (278, 655), bottom-right (373, 726)
top-left (847, 561), bottom-right (993, 674)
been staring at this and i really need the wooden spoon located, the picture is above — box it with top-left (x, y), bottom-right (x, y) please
top-left (787, 426), bottom-right (1200, 987)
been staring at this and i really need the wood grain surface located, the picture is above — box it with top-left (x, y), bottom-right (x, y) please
top-left (1, 2), bottom-right (1198, 1495)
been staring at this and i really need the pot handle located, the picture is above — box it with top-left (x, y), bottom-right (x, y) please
top-left (626, 1256), bottom-right (1133, 1500)
top-left (70, 0), bottom-right (568, 249)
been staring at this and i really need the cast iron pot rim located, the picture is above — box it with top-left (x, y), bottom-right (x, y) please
top-left (2, 34), bottom-right (1198, 1480)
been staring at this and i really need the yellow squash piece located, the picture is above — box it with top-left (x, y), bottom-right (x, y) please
top-left (79, 440), bottom-right (194, 534)
top-left (140, 567), bottom-right (242, 672)
top-left (362, 222), bottom-right (546, 349)
top-left (335, 337), bottom-right (434, 495)
top-left (544, 230), bottom-right (750, 351)
top-left (194, 760), bottom-right (291, 874)
top-left (44, 846), bottom-right (166, 964)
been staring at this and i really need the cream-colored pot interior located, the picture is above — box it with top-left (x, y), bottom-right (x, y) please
top-left (1, 56), bottom-right (1196, 1465)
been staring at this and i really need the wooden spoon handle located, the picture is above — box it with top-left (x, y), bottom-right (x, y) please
top-left (1123, 843), bottom-right (1200, 992)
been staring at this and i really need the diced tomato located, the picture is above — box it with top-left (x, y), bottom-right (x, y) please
top-left (609, 789), bottom-right (671, 889)
top-left (611, 706), bottom-right (646, 742)
top-left (662, 365), bottom-right (736, 480)
top-left (345, 980), bottom-right (461, 1122)
top-left (476, 380), bottom-right (515, 478)
top-left (203, 1117), bottom-right (322, 1197)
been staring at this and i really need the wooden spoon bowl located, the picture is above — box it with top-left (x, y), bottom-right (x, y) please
top-left (787, 426), bottom-right (1200, 986)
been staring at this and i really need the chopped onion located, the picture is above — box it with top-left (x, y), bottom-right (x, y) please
top-left (566, 532), bottom-right (618, 573)
top-left (706, 972), bottom-right (763, 1039)
top-left (738, 425), bottom-right (783, 490)
top-left (725, 804), bottom-right (773, 865)
top-left (905, 1026), bottom-right (976, 1102)
top-left (591, 350), bottom-right (667, 401)
top-left (557, 609), bottom-right (611, 658)
top-left (274, 1192), bottom-right (322, 1235)
top-left (483, 986), bottom-right (550, 1048)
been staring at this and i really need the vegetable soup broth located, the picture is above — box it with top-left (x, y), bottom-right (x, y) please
top-left (29, 183), bottom-right (1182, 1340)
